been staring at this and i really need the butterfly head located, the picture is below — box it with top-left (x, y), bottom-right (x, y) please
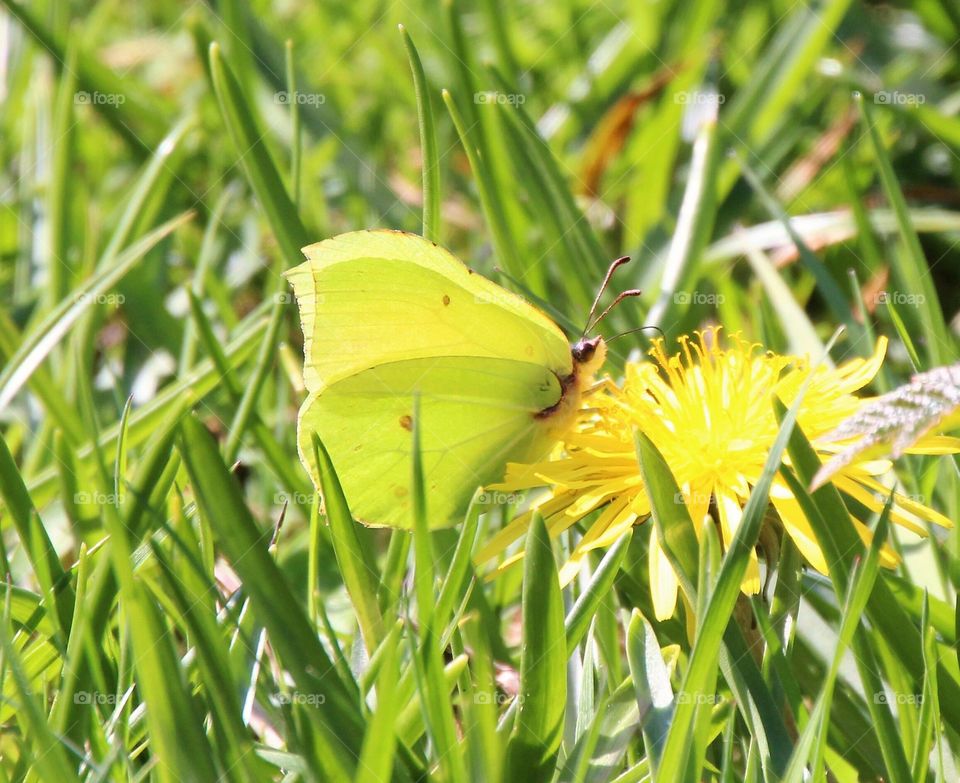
top-left (571, 335), bottom-right (607, 377)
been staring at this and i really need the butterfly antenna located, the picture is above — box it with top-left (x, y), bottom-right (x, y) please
top-left (607, 324), bottom-right (664, 343)
top-left (581, 256), bottom-right (631, 339)
top-left (586, 289), bottom-right (643, 334)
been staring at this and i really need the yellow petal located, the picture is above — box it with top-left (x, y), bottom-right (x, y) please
top-left (715, 485), bottom-right (761, 594)
top-left (650, 538), bottom-right (680, 621)
top-left (831, 476), bottom-right (929, 536)
top-left (904, 435), bottom-right (960, 454)
top-left (769, 493), bottom-right (830, 574)
top-left (475, 492), bottom-right (573, 564)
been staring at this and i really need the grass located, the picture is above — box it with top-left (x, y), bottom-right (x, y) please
top-left (0, 0), bottom-right (959, 780)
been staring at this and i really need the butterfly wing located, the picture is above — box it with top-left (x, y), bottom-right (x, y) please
top-left (284, 230), bottom-right (573, 393)
top-left (297, 355), bottom-right (566, 528)
top-left (286, 230), bottom-right (581, 528)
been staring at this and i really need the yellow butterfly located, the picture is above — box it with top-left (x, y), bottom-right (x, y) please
top-left (286, 230), bottom-right (634, 529)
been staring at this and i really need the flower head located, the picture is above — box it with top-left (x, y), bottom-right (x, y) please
top-left (479, 328), bottom-right (958, 620)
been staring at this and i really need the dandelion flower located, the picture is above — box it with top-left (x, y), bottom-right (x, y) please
top-left (479, 327), bottom-right (958, 620)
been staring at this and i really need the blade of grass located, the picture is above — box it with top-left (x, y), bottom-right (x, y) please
top-left (0, 0), bottom-right (170, 153)
top-left (208, 42), bottom-right (309, 265)
top-left (76, 343), bottom-right (220, 783)
top-left (859, 95), bottom-right (953, 365)
top-left (626, 610), bottom-right (674, 772)
top-left (356, 627), bottom-right (403, 783)
top-left (0, 436), bottom-right (74, 641)
top-left (565, 530), bottom-right (633, 654)
top-left (783, 498), bottom-right (891, 782)
top-left (312, 433), bottom-right (384, 652)
top-left (400, 25), bottom-right (441, 242)
top-left (408, 399), bottom-right (467, 782)
top-left (442, 90), bottom-right (524, 279)
top-left (646, 104), bottom-right (721, 331)
top-left (0, 594), bottom-right (79, 782)
top-left (503, 513), bottom-right (567, 782)
top-left (178, 415), bottom-right (365, 778)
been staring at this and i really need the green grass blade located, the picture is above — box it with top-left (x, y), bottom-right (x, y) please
top-left (504, 512), bottom-right (567, 782)
top-left (0, 436), bottom-right (74, 639)
top-left (178, 415), bottom-right (364, 777)
top-left (208, 42), bottom-right (309, 265)
top-left (400, 25), bottom-right (441, 242)
top-left (565, 530), bottom-right (633, 653)
top-left (356, 628), bottom-right (403, 783)
top-left (626, 610), bottom-right (673, 772)
top-left (0, 599), bottom-right (78, 782)
top-left (859, 95), bottom-right (954, 366)
top-left (312, 433), bottom-right (384, 651)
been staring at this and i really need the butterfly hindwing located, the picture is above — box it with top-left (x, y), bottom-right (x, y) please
top-left (297, 355), bottom-right (563, 528)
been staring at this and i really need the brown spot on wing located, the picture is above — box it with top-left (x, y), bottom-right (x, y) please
top-left (399, 414), bottom-right (413, 431)
top-left (442, 294), bottom-right (451, 306)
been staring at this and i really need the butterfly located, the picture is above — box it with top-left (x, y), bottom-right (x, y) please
top-left (285, 230), bottom-right (637, 529)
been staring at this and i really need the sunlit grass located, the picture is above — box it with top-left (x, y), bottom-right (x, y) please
top-left (0, 1), bottom-right (958, 781)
